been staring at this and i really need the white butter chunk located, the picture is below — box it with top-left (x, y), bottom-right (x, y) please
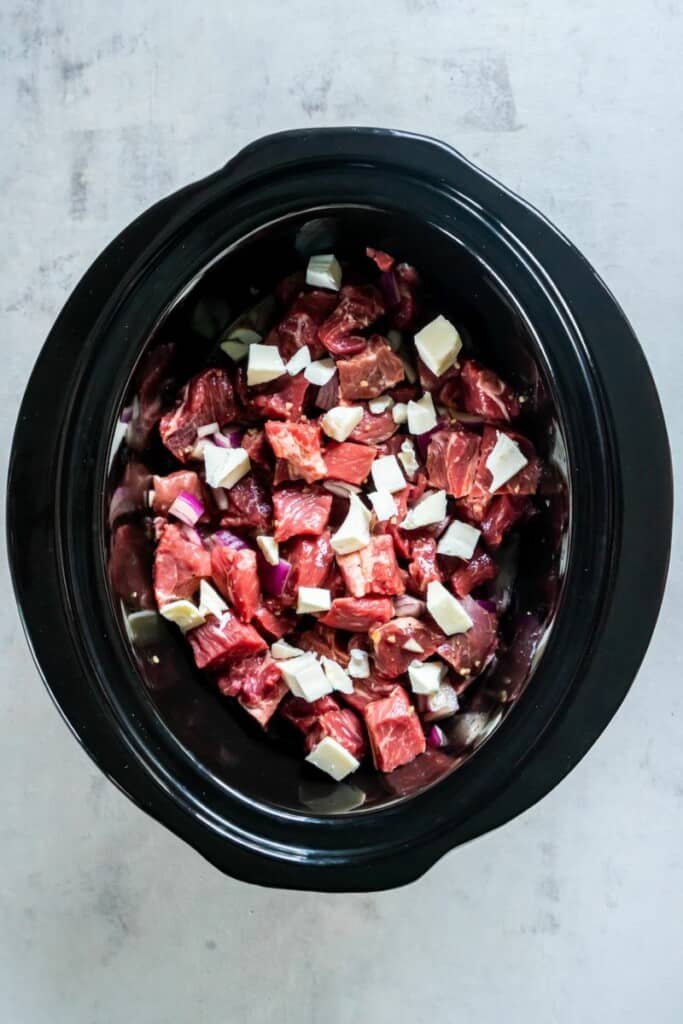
top-left (407, 392), bottom-right (438, 434)
top-left (348, 649), bottom-right (370, 679)
top-left (304, 358), bottom-right (337, 386)
top-left (220, 340), bottom-right (248, 362)
top-left (321, 656), bottom-right (354, 694)
top-left (198, 580), bottom-right (228, 619)
top-left (367, 490), bottom-right (398, 521)
top-left (426, 580), bottom-right (473, 635)
top-left (414, 315), bottom-right (462, 377)
top-left (256, 535), bottom-right (279, 566)
top-left (437, 520), bottom-right (481, 561)
top-left (401, 490), bottom-right (447, 530)
top-left (371, 454), bottom-right (406, 494)
top-left (278, 653), bottom-right (333, 701)
top-left (321, 405), bottom-right (363, 442)
top-left (408, 659), bottom-right (447, 694)
top-left (247, 344), bottom-right (286, 386)
top-left (204, 444), bottom-right (251, 489)
top-left (368, 395), bottom-right (394, 414)
top-left (398, 439), bottom-right (419, 477)
top-left (160, 600), bottom-right (206, 633)
top-left (297, 586), bottom-right (332, 614)
top-left (392, 402), bottom-right (408, 425)
top-left (271, 639), bottom-right (305, 660)
top-left (306, 253), bottom-right (342, 291)
top-left (305, 736), bottom-right (360, 781)
top-left (285, 345), bottom-right (311, 376)
top-left (402, 637), bottom-right (424, 654)
top-left (486, 432), bottom-right (528, 492)
top-left (330, 494), bottom-right (371, 555)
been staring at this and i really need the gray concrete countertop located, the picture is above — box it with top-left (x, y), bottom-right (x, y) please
top-left (1, 2), bottom-right (681, 1021)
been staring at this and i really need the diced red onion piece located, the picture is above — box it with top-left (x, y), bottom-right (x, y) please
top-left (427, 725), bottom-right (448, 749)
top-left (212, 486), bottom-right (228, 510)
top-left (380, 269), bottom-right (401, 307)
top-left (322, 480), bottom-right (361, 498)
top-left (197, 421), bottom-right (219, 438)
top-left (212, 432), bottom-right (233, 449)
top-left (477, 599), bottom-right (497, 614)
top-left (393, 594), bottom-right (426, 617)
top-left (168, 490), bottom-right (204, 526)
top-left (212, 529), bottom-right (252, 550)
top-left (258, 556), bottom-right (291, 597)
top-left (120, 405), bottom-right (134, 424)
top-left (225, 427), bottom-right (244, 447)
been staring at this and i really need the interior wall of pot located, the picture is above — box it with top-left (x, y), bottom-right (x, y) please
top-left (105, 205), bottom-right (569, 815)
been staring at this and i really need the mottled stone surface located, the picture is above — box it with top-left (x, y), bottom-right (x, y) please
top-left (1, 1), bottom-right (681, 1021)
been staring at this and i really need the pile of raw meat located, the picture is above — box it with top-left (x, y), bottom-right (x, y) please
top-left (110, 247), bottom-right (544, 783)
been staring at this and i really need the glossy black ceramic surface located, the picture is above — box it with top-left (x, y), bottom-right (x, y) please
top-left (7, 129), bottom-right (672, 891)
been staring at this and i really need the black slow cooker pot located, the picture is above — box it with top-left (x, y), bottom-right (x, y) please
top-left (7, 128), bottom-right (672, 892)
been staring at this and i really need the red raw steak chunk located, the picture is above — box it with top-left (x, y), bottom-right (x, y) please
top-left (460, 359), bottom-right (520, 423)
top-left (436, 596), bottom-right (497, 691)
top-left (272, 487), bottom-right (332, 542)
top-left (341, 672), bottom-right (397, 713)
top-left (450, 548), bottom-right (498, 597)
top-left (348, 404), bottom-right (399, 445)
top-left (252, 601), bottom-right (296, 640)
top-left (153, 522), bottom-right (211, 606)
top-left (160, 368), bottom-right (237, 461)
top-left (336, 536), bottom-right (405, 598)
top-left (210, 545), bottom-right (260, 622)
top-left (390, 262), bottom-right (420, 331)
top-left (187, 613), bottom-right (266, 670)
top-left (306, 709), bottom-right (367, 761)
top-left (152, 470), bottom-right (205, 517)
top-left (283, 532), bottom-right (334, 604)
top-left (249, 374), bottom-right (310, 422)
top-left (280, 694), bottom-right (340, 735)
top-left (481, 494), bottom-right (530, 549)
top-left (319, 597), bottom-right (394, 632)
top-left (363, 686), bottom-right (426, 772)
top-left (265, 420), bottom-right (326, 483)
top-left (219, 476), bottom-right (272, 532)
top-left (318, 284), bottom-right (384, 355)
top-left (298, 624), bottom-right (351, 667)
top-left (426, 428), bottom-right (481, 498)
top-left (109, 523), bottom-right (154, 610)
top-left (407, 537), bottom-right (442, 595)
top-left (322, 441), bottom-right (377, 486)
top-left (370, 616), bottom-right (442, 678)
top-left (337, 336), bottom-right (405, 401)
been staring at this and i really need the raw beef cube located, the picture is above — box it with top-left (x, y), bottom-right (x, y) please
top-left (109, 523), bottom-right (154, 610)
top-left (337, 336), bottom-right (405, 401)
top-left (336, 536), bottom-right (405, 598)
top-left (318, 284), bottom-right (385, 355)
top-left (273, 311), bottom-right (323, 361)
top-left (265, 420), bottom-right (326, 483)
top-left (186, 613), bottom-right (267, 670)
top-left (390, 262), bottom-right (420, 331)
top-left (249, 373), bottom-right (310, 421)
top-left (226, 653), bottom-right (284, 707)
top-left (240, 679), bottom-right (289, 727)
top-left (127, 342), bottom-right (177, 451)
top-left (306, 709), bottom-right (367, 761)
top-left (210, 545), bottom-right (261, 622)
top-left (450, 548), bottom-right (498, 597)
top-left (241, 428), bottom-right (273, 471)
top-left (279, 694), bottom-right (340, 735)
top-left (348, 404), bottom-right (399, 445)
top-left (366, 247), bottom-right (395, 272)
top-left (153, 522), bottom-right (211, 606)
top-left (289, 289), bottom-right (340, 324)
top-left (370, 616), bottom-right (442, 678)
top-left (159, 368), bottom-right (237, 461)
top-left (219, 476), bottom-right (272, 532)
top-left (384, 748), bottom-right (453, 797)
top-left (319, 597), bottom-right (394, 632)
top-left (341, 672), bottom-right (398, 713)
top-left (272, 487), bottom-right (332, 542)
top-left (298, 624), bottom-right (351, 667)
top-left (363, 685), bottom-right (426, 772)
top-left (472, 426), bottom-right (541, 499)
top-left (437, 596), bottom-right (497, 690)
top-left (252, 601), bottom-right (296, 639)
top-left (283, 532), bottom-right (335, 603)
top-left (276, 271), bottom-right (305, 305)
top-left (460, 359), bottom-right (520, 423)
top-left (152, 470), bottom-right (205, 517)
top-left (322, 442), bottom-right (377, 486)
top-left (407, 537), bottom-right (442, 595)
top-left (426, 428), bottom-right (481, 498)
top-left (481, 494), bottom-right (530, 549)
